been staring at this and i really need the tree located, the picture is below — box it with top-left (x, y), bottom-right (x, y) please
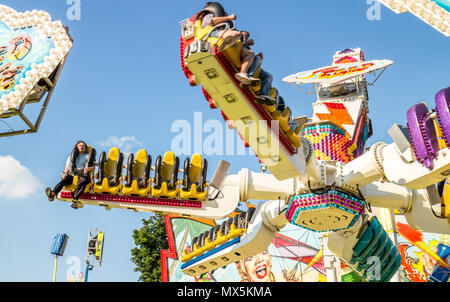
top-left (131, 214), bottom-right (168, 282)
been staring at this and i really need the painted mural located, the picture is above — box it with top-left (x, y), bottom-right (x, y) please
top-left (0, 21), bottom-right (54, 95)
top-left (162, 213), bottom-right (325, 282)
top-left (162, 212), bottom-right (449, 282)
top-left (396, 216), bottom-right (450, 282)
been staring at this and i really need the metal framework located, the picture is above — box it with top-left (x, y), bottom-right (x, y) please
top-left (0, 55), bottom-right (69, 137)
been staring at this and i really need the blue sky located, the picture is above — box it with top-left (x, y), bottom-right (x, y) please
top-left (0, 0), bottom-right (448, 282)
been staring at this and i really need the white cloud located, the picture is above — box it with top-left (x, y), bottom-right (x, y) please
top-left (0, 155), bottom-right (44, 199)
top-left (98, 136), bottom-right (144, 157)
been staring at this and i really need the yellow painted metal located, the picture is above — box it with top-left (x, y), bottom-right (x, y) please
top-left (52, 255), bottom-right (58, 282)
top-left (443, 183), bottom-right (450, 221)
top-left (186, 49), bottom-right (305, 180)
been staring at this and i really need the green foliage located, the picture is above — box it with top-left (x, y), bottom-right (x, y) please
top-left (131, 214), bottom-right (168, 282)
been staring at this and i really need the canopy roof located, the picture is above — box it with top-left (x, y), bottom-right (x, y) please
top-left (283, 59), bottom-right (393, 86)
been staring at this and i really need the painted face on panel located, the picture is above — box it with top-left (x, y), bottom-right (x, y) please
top-left (243, 249), bottom-right (272, 282)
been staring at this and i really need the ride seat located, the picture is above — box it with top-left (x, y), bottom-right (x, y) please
top-left (194, 3), bottom-right (265, 91)
top-left (271, 106), bottom-right (292, 132)
top-left (123, 149), bottom-right (152, 197)
top-left (181, 208), bottom-right (256, 263)
top-left (220, 41), bottom-right (264, 94)
top-left (64, 145), bottom-right (96, 193)
top-left (181, 154), bottom-right (208, 200)
top-left (195, 2), bottom-right (234, 42)
top-left (261, 88), bottom-right (280, 113)
top-left (94, 147), bottom-right (124, 195)
top-left (286, 125), bottom-right (303, 148)
top-left (152, 151), bottom-right (180, 199)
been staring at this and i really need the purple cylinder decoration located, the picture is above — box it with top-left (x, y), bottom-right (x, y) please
top-left (435, 87), bottom-right (450, 148)
top-left (407, 102), bottom-right (439, 169)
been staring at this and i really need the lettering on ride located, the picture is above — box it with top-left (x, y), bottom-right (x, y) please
top-left (0, 35), bottom-right (32, 91)
top-left (296, 63), bottom-right (375, 81)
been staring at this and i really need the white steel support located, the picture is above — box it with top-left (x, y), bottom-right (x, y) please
top-left (373, 207), bottom-right (401, 282)
top-left (322, 234), bottom-right (340, 282)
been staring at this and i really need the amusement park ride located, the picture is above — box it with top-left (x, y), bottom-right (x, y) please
top-left (0, 5), bottom-right (72, 137)
top-left (1, 2), bottom-right (449, 282)
top-left (379, 0), bottom-right (450, 36)
top-left (84, 228), bottom-right (105, 282)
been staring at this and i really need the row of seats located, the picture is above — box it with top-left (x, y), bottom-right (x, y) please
top-left (64, 147), bottom-right (209, 201)
top-left (193, 3), bottom-right (303, 149)
top-left (261, 98), bottom-right (304, 148)
top-left (181, 207), bottom-right (256, 263)
top-left (215, 36), bottom-right (303, 148)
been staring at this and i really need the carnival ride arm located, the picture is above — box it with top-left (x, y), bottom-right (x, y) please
top-left (180, 167), bottom-right (308, 276)
top-left (181, 198), bottom-right (288, 276)
top-left (342, 141), bottom-right (450, 190)
top-left (339, 87), bottom-right (450, 234)
top-left (340, 141), bottom-right (450, 234)
top-left (56, 173), bottom-right (241, 220)
top-left (343, 88), bottom-right (450, 190)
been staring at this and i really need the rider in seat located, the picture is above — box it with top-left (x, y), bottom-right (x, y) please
top-left (243, 39), bottom-right (276, 106)
top-left (45, 140), bottom-right (96, 209)
top-left (199, 2), bottom-right (259, 85)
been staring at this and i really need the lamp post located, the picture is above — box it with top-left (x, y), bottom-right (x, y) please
top-left (50, 233), bottom-right (69, 282)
